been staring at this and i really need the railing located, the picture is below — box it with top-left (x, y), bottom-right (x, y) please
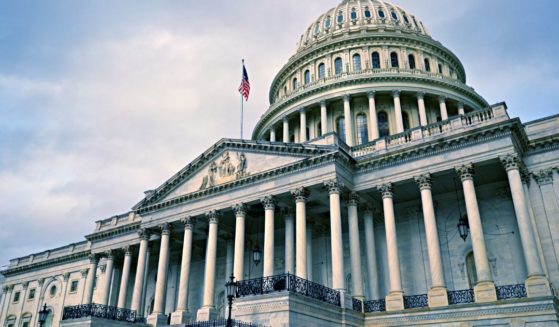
top-left (496, 284), bottom-right (527, 300)
top-left (422, 120), bottom-right (451, 137)
top-left (62, 304), bottom-right (138, 323)
top-left (447, 289), bottom-right (475, 305)
top-left (236, 273), bottom-right (341, 307)
top-left (404, 294), bottom-right (428, 309)
top-left (364, 299), bottom-right (386, 313)
top-left (461, 107), bottom-right (494, 126)
top-left (352, 298), bottom-right (363, 312)
top-left (184, 320), bottom-right (265, 327)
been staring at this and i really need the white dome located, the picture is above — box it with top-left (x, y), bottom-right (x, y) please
top-left (297, 0), bottom-right (429, 53)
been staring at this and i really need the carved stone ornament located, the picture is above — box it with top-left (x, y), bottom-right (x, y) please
top-left (122, 246), bottom-right (132, 256)
top-left (88, 254), bottom-right (98, 264)
top-left (105, 250), bottom-right (114, 260)
top-left (377, 183), bottom-right (393, 199)
top-left (534, 169), bottom-right (553, 185)
top-left (346, 192), bottom-right (359, 206)
top-left (455, 164), bottom-right (475, 182)
top-left (38, 278), bottom-right (45, 286)
top-left (138, 228), bottom-right (150, 241)
top-left (324, 178), bottom-right (344, 194)
top-left (160, 223), bottom-right (172, 235)
top-left (499, 153), bottom-right (522, 172)
top-left (291, 187), bottom-right (310, 202)
top-left (81, 269), bottom-right (89, 278)
top-left (63, 272), bottom-right (70, 282)
top-left (281, 207), bottom-right (294, 218)
top-left (261, 195), bottom-right (277, 210)
top-left (99, 264), bottom-right (106, 274)
top-left (206, 210), bottom-right (221, 224)
top-left (232, 203), bottom-right (247, 216)
top-left (414, 173), bottom-right (432, 190)
top-left (181, 216), bottom-right (196, 229)
top-left (199, 151), bottom-right (249, 190)
top-left (22, 282), bottom-right (29, 289)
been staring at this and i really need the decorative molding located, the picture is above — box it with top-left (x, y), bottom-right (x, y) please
top-left (533, 169), bottom-right (553, 185)
top-left (261, 195), bottom-right (277, 211)
top-left (199, 151), bottom-right (249, 190)
top-left (85, 222), bottom-right (141, 242)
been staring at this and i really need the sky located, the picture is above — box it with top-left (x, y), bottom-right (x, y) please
top-left (0, 0), bottom-right (558, 269)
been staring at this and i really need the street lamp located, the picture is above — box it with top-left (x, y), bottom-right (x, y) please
top-left (225, 274), bottom-right (238, 327)
top-left (252, 244), bottom-right (261, 267)
top-left (38, 304), bottom-right (49, 327)
top-left (458, 215), bottom-right (470, 242)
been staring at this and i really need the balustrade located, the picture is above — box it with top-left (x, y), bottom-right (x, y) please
top-left (62, 304), bottom-right (138, 323)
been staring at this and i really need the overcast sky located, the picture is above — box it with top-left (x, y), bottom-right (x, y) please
top-left (0, 0), bottom-right (558, 268)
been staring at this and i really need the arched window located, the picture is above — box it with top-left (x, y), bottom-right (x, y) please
top-left (390, 52), bottom-right (399, 68)
top-left (304, 70), bottom-right (311, 85)
top-left (403, 112), bottom-right (410, 130)
top-left (371, 52), bottom-right (381, 69)
top-left (350, 8), bottom-right (357, 21)
top-left (438, 63), bottom-right (443, 74)
top-left (292, 78), bottom-right (298, 91)
top-left (334, 57), bottom-right (343, 75)
top-left (408, 54), bottom-right (416, 69)
top-left (364, 7), bottom-right (372, 19)
top-left (49, 285), bottom-right (57, 297)
top-left (336, 117), bottom-right (346, 142)
top-left (378, 9), bottom-right (386, 19)
top-left (391, 11), bottom-right (399, 21)
top-left (352, 54), bottom-right (362, 72)
top-left (378, 111), bottom-right (389, 137)
top-left (403, 14), bottom-right (410, 25)
top-left (424, 58), bottom-right (431, 72)
top-left (5, 316), bottom-right (16, 327)
top-left (356, 113), bottom-right (369, 145)
top-left (317, 122), bottom-right (322, 137)
top-left (318, 63), bottom-right (326, 79)
top-left (325, 16), bottom-right (332, 29)
top-left (337, 11), bottom-right (344, 24)
top-left (21, 313), bottom-right (32, 327)
top-left (466, 252), bottom-right (478, 289)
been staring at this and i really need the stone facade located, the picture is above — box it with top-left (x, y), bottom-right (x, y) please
top-left (2, 1), bottom-right (559, 327)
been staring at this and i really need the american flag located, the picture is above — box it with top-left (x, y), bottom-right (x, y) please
top-left (238, 62), bottom-right (250, 101)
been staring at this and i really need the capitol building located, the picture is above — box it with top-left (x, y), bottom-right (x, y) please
top-left (2, 0), bottom-right (559, 326)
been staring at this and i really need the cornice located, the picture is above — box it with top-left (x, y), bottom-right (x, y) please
top-left (85, 221), bottom-right (141, 242)
top-left (1, 251), bottom-right (90, 277)
top-left (526, 135), bottom-right (559, 155)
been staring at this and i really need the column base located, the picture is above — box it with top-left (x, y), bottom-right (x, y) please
top-left (146, 313), bottom-right (168, 326)
top-left (170, 310), bottom-right (192, 324)
top-left (428, 286), bottom-right (448, 308)
top-left (338, 290), bottom-right (352, 309)
top-left (196, 306), bottom-right (217, 322)
top-left (525, 275), bottom-right (553, 297)
top-left (385, 291), bottom-right (404, 311)
top-left (474, 281), bottom-right (497, 303)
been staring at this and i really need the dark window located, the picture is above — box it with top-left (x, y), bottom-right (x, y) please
top-left (378, 9), bottom-right (385, 18)
top-left (390, 52), bottom-right (399, 68)
top-left (378, 112), bottom-right (390, 137)
top-left (13, 291), bottom-right (20, 303)
top-left (325, 16), bottom-right (332, 29)
top-left (408, 54), bottom-right (416, 69)
top-left (336, 117), bottom-right (346, 142)
top-left (403, 14), bottom-right (410, 24)
top-left (371, 52), bottom-right (381, 69)
top-left (337, 11), bottom-right (344, 24)
top-left (438, 63), bottom-right (443, 74)
top-left (50, 285), bottom-right (57, 297)
top-left (318, 63), bottom-right (326, 79)
top-left (334, 57), bottom-right (343, 75)
top-left (466, 252), bottom-right (478, 289)
top-left (352, 54), bottom-right (362, 72)
top-left (28, 288), bottom-right (36, 300)
top-left (70, 280), bottom-right (79, 293)
top-left (403, 112), bottom-right (410, 130)
top-left (356, 114), bottom-right (369, 145)
top-left (317, 122), bottom-right (322, 137)
top-left (364, 8), bottom-right (371, 18)
top-left (351, 9), bottom-right (357, 21)
top-left (424, 58), bottom-right (431, 72)
top-left (304, 70), bottom-right (311, 85)
top-left (391, 11), bottom-right (398, 21)
top-left (292, 78), bottom-right (298, 90)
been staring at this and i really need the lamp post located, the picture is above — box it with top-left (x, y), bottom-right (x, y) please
top-left (252, 244), bottom-right (261, 267)
top-left (225, 274), bottom-right (238, 327)
top-left (38, 304), bottom-right (49, 327)
top-left (458, 215), bottom-right (470, 242)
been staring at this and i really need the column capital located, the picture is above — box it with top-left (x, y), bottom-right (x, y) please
top-left (360, 204), bottom-right (375, 215)
top-left (261, 195), bottom-right (277, 210)
top-left (534, 169), bottom-right (553, 185)
top-left (281, 207), bottom-right (294, 219)
top-left (417, 91), bottom-right (426, 99)
top-left (22, 281), bottom-right (29, 289)
top-left (455, 164), bottom-right (475, 182)
top-left (81, 269), bottom-right (89, 278)
top-left (457, 101), bottom-right (465, 108)
top-left (138, 228), bottom-right (151, 241)
top-left (99, 264), bottom-right (107, 273)
top-left (320, 99), bottom-right (328, 107)
top-left (299, 107), bottom-right (306, 114)
top-left (282, 115), bottom-right (289, 123)
top-left (37, 278), bottom-right (45, 287)
top-left (345, 192), bottom-right (359, 206)
top-left (206, 210), bottom-right (221, 224)
top-left (414, 173), bottom-right (432, 190)
top-left (367, 91), bottom-right (376, 99)
top-left (377, 183), bottom-right (394, 199)
top-left (291, 187), bottom-right (310, 202)
top-left (500, 153), bottom-right (523, 172)
top-left (392, 90), bottom-right (401, 97)
top-left (104, 249), bottom-right (114, 260)
top-left (122, 246), bottom-right (132, 256)
top-left (324, 178), bottom-right (344, 194)
top-left (160, 222), bottom-right (172, 236)
top-left (232, 203), bottom-right (247, 216)
top-left (2, 286), bottom-right (9, 293)
top-left (88, 253), bottom-right (99, 264)
top-left (439, 95), bottom-right (447, 103)
top-left (181, 216), bottom-right (197, 229)
top-left (343, 94), bottom-right (351, 102)
top-left (63, 273), bottom-right (70, 282)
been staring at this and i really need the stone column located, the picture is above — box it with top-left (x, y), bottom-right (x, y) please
top-left (261, 196), bottom-right (277, 277)
top-left (131, 229), bottom-right (150, 314)
top-left (456, 164), bottom-right (496, 302)
top-left (0, 286), bottom-right (9, 326)
top-left (324, 179), bottom-right (345, 291)
top-left (368, 91), bottom-right (379, 140)
top-left (378, 183), bottom-right (404, 311)
top-left (58, 275), bottom-right (70, 319)
top-left (320, 100), bottom-right (328, 136)
top-left (82, 254), bottom-right (98, 305)
top-left (458, 102), bottom-right (465, 115)
top-left (18, 282), bottom-right (30, 325)
top-left (233, 204), bottom-right (247, 281)
top-left (140, 245), bottom-right (151, 317)
top-left (117, 246), bottom-right (132, 308)
top-left (30, 280), bottom-right (45, 327)
top-left (0, 285), bottom-right (13, 326)
top-left (501, 155), bottom-right (552, 297)
top-left (343, 95), bottom-right (355, 146)
top-left (306, 227), bottom-right (313, 281)
top-left (439, 96), bottom-right (448, 120)
top-left (414, 174), bottom-right (448, 307)
top-left (270, 128), bottom-right (276, 142)
top-left (291, 187), bottom-right (309, 279)
top-left (300, 108), bottom-right (307, 142)
top-left (284, 209), bottom-right (295, 274)
top-left (417, 92), bottom-right (428, 126)
top-left (171, 217), bottom-right (196, 324)
top-left (148, 223), bottom-right (172, 326)
top-left (197, 210), bottom-right (220, 321)
top-left (363, 208), bottom-right (379, 300)
top-left (393, 91), bottom-right (404, 133)
top-left (347, 192), bottom-right (364, 300)
top-left (283, 116), bottom-right (289, 143)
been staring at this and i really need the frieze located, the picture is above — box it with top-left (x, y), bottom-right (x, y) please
top-left (199, 151), bottom-right (248, 190)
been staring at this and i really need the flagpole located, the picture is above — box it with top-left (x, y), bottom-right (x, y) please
top-left (241, 59), bottom-right (244, 140)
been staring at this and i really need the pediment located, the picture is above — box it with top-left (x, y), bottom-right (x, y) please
top-left (134, 139), bottom-right (336, 210)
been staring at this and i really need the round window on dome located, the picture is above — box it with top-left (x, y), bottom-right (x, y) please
top-left (364, 8), bottom-right (371, 19)
top-left (350, 9), bottom-right (357, 21)
top-left (403, 14), bottom-right (410, 25)
top-left (391, 11), bottom-right (399, 21)
top-left (337, 11), bottom-right (344, 24)
top-left (378, 9), bottom-right (385, 19)
top-left (315, 23), bottom-right (321, 35)
top-left (325, 16), bottom-right (332, 29)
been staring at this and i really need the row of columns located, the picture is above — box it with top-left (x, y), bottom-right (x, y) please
top-left (270, 92), bottom-right (466, 146)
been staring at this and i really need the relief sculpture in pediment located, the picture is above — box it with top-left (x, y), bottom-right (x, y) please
top-left (199, 151), bottom-right (248, 190)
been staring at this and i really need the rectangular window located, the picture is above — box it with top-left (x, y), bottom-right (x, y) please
top-left (70, 280), bottom-right (79, 293)
top-left (22, 323), bottom-right (29, 327)
top-left (28, 288), bottom-right (36, 300)
top-left (13, 291), bottom-right (20, 303)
